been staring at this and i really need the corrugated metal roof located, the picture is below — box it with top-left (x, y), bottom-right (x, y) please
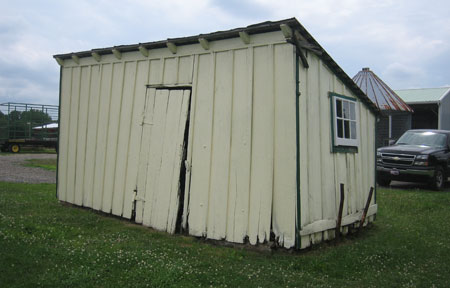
top-left (53, 18), bottom-right (380, 115)
top-left (394, 87), bottom-right (450, 104)
top-left (353, 68), bottom-right (413, 112)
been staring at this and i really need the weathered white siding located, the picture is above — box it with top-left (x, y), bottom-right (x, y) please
top-left (58, 31), bottom-right (297, 248)
top-left (298, 52), bottom-right (377, 249)
top-left (186, 43), bottom-right (296, 248)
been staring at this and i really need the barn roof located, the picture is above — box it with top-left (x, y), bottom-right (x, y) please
top-left (394, 87), bottom-right (450, 104)
top-left (54, 18), bottom-right (379, 115)
top-left (353, 68), bottom-right (413, 113)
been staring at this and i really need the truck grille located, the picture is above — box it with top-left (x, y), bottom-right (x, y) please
top-left (381, 153), bottom-right (416, 166)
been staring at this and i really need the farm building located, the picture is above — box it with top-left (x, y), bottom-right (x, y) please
top-left (395, 87), bottom-right (450, 131)
top-left (54, 18), bottom-right (379, 249)
top-left (353, 68), bottom-right (413, 147)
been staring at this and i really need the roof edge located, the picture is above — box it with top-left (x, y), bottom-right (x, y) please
top-left (53, 17), bottom-right (380, 115)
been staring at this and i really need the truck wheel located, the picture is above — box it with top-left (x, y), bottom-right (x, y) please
top-left (377, 177), bottom-right (391, 187)
top-left (9, 144), bottom-right (21, 153)
top-left (430, 166), bottom-right (445, 191)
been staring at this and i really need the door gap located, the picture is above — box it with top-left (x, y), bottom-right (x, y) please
top-left (175, 97), bottom-right (191, 234)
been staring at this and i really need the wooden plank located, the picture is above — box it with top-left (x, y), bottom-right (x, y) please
top-left (135, 60), bottom-right (163, 221)
top-left (123, 60), bottom-right (150, 220)
top-left (92, 64), bottom-right (112, 211)
top-left (306, 54), bottom-right (322, 245)
top-left (359, 103), bottom-right (369, 209)
top-left (150, 89), bottom-right (184, 231)
top-left (318, 62), bottom-right (336, 223)
top-left (112, 61), bottom-right (137, 216)
top-left (142, 90), bottom-right (169, 227)
top-left (272, 44), bottom-right (296, 248)
top-left (163, 57), bottom-right (178, 85)
top-left (298, 53), bottom-right (310, 249)
top-left (333, 78), bottom-right (349, 217)
top-left (306, 54), bottom-right (321, 203)
top-left (66, 66), bottom-right (81, 204)
top-left (248, 45), bottom-right (274, 245)
top-left (355, 102), bottom-right (365, 211)
top-left (181, 55), bottom-right (199, 230)
top-left (187, 53), bottom-right (214, 237)
top-left (226, 48), bottom-right (252, 243)
top-left (58, 67), bottom-right (72, 202)
top-left (300, 204), bottom-right (378, 236)
top-left (300, 219), bottom-right (336, 236)
top-left (101, 62), bottom-right (125, 213)
top-left (178, 56), bottom-right (194, 84)
top-left (166, 90), bottom-right (191, 233)
top-left (135, 88), bottom-right (156, 223)
top-left (342, 204), bottom-right (377, 226)
top-left (74, 66), bottom-right (91, 206)
top-left (83, 65), bottom-right (101, 208)
top-left (207, 51), bottom-right (233, 240)
top-left (148, 59), bottom-right (162, 85)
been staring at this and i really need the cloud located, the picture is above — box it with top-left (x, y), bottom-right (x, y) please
top-left (0, 0), bottom-right (449, 104)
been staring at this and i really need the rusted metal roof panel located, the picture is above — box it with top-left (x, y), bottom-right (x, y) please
top-left (353, 68), bottom-right (413, 112)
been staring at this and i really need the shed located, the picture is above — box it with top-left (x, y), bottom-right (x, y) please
top-left (54, 18), bottom-right (379, 249)
top-left (395, 87), bottom-right (450, 131)
top-left (353, 68), bottom-right (413, 147)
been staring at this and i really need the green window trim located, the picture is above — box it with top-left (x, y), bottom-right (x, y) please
top-left (329, 92), bottom-right (359, 153)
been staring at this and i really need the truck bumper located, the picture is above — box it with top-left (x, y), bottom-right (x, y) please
top-left (377, 165), bottom-right (435, 183)
top-left (377, 166), bottom-right (434, 177)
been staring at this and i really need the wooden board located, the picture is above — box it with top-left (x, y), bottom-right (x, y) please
top-left (248, 45), bottom-right (274, 245)
top-left (92, 64), bottom-right (113, 211)
top-left (57, 67), bottom-right (72, 202)
top-left (101, 63), bottom-right (124, 213)
top-left (112, 61), bottom-right (137, 216)
top-left (82, 65), bottom-right (101, 207)
top-left (74, 66), bottom-right (90, 206)
top-left (225, 48), bottom-right (252, 243)
top-left (137, 89), bottom-right (191, 233)
top-left (207, 51), bottom-right (233, 240)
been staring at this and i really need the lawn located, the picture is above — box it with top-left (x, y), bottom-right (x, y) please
top-left (1, 183), bottom-right (450, 287)
top-left (23, 158), bottom-right (57, 171)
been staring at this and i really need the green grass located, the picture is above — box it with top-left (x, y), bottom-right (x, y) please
top-left (23, 158), bottom-right (57, 171)
top-left (1, 183), bottom-right (450, 287)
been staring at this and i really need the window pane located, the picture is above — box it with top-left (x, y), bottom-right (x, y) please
top-left (336, 99), bottom-right (342, 118)
top-left (343, 101), bottom-right (349, 119)
top-left (350, 102), bottom-right (356, 120)
top-left (337, 119), bottom-right (343, 138)
top-left (344, 120), bottom-right (350, 139)
top-left (351, 121), bottom-right (357, 139)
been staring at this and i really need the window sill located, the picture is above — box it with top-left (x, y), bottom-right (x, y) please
top-left (332, 146), bottom-right (358, 153)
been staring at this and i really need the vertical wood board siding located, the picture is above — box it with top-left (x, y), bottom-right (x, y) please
top-left (58, 33), bottom-right (325, 249)
top-left (298, 53), bottom-right (376, 249)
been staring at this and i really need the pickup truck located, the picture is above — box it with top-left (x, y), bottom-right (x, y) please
top-left (377, 129), bottom-right (450, 190)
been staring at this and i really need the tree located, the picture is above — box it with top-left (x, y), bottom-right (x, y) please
top-left (2, 109), bottom-right (53, 139)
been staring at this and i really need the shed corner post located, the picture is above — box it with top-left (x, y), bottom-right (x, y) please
top-left (295, 45), bottom-right (301, 249)
top-left (56, 65), bottom-right (62, 200)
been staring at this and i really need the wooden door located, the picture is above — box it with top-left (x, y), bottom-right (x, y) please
top-left (134, 88), bottom-right (191, 233)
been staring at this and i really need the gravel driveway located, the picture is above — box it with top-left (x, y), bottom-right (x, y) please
top-left (0, 154), bottom-right (57, 183)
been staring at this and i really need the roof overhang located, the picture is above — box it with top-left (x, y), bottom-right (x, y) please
top-left (53, 18), bottom-right (380, 115)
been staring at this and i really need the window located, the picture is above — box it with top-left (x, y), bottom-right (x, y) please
top-left (330, 93), bottom-right (359, 149)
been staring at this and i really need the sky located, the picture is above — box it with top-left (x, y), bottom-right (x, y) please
top-left (1, 0), bottom-right (449, 105)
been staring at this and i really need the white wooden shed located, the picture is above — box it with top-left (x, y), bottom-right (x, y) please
top-left (54, 18), bottom-right (379, 249)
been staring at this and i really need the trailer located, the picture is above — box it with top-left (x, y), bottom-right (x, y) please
top-left (0, 102), bottom-right (59, 153)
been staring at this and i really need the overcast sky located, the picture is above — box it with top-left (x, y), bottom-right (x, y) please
top-left (1, 0), bottom-right (449, 105)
